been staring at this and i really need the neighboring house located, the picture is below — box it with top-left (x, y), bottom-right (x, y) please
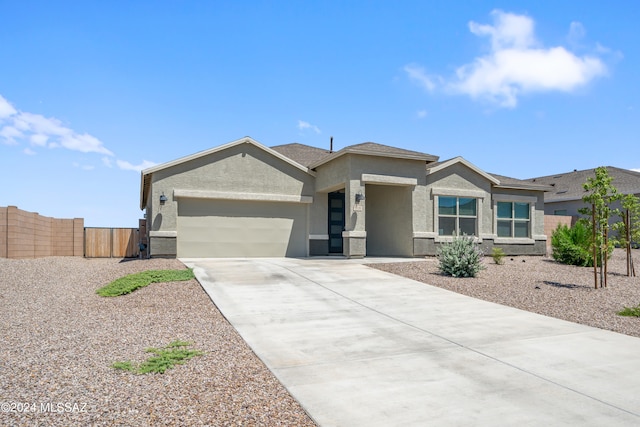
top-left (526, 167), bottom-right (640, 217)
top-left (140, 137), bottom-right (550, 258)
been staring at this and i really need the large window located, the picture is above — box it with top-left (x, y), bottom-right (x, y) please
top-left (438, 197), bottom-right (477, 236)
top-left (497, 202), bottom-right (530, 238)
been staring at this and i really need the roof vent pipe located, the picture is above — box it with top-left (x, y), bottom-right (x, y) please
top-left (330, 136), bottom-right (334, 153)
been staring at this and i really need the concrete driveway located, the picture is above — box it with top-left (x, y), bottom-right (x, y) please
top-left (183, 257), bottom-right (640, 426)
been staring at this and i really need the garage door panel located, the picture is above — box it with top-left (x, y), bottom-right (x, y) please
top-left (177, 199), bottom-right (307, 257)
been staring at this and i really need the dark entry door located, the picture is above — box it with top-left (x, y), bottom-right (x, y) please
top-left (328, 192), bottom-right (345, 253)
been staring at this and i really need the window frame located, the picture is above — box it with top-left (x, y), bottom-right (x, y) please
top-left (492, 194), bottom-right (539, 244)
top-left (437, 196), bottom-right (478, 237)
top-left (496, 201), bottom-right (531, 238)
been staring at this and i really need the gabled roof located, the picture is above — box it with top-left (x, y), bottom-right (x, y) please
top-left (270, 143), bottom-right (331, 168)
top-left (427, 157), bottom-right (500, 185)
top-left (308, 142), bottom-right (438, 169)
top-left (427, 157), bottom-right (552, 191)
top-left (140, 137), bottom-right (313, 209)
top-left (526, 166), bottom-right (640, 202)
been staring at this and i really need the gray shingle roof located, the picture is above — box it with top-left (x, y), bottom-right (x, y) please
top-left (272, 141), bottom-right (439, 169)
top-left (490, 173), bottom-right (552, 191)
top-left (526, 167), bottom-right (640, 202)
top-left (344, 142), bottom-right (438, 160)
top-left (270, 143), bottom-right (331, 168)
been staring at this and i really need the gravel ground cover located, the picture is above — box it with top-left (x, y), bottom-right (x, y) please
top-left (371, 249), bottom-right (640, 338)
top-left (0, 256), bottom-right (315, 427)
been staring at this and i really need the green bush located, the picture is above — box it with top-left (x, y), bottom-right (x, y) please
top-left (437, 236), bottom-right (485, 278)
top-left (491, 247), bottom-right (505, 265)
top-left (551, 223), bottom-right (593, 267)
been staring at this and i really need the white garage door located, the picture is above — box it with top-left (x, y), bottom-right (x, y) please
top-left (177, 198), bottom-right (308, 258)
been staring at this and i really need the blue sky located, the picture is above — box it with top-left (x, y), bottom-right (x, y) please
top-left (1, 1), bottom-right (638, 227)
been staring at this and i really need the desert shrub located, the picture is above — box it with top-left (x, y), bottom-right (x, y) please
top-left (551, 223), bottom-right (593, 267)
top-left (437, 236), bottom-right (485, 278)
top-left (491, 247), bottom-right (505, 265)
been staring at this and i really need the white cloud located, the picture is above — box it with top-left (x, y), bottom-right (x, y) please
top-left (297, 120), bottom-right (321, 134)
top-left (416, 110), bottom-right (428, 119)
top-left (73, 162), bottom-right (95, 171)
top-left (116, 159), bottom-right (157, 172)
top-left (0, 94), bottom-right (113, 155)
top-left (632, 168), bottom-right (640, 173)
top-left (469, 10), bottom-right (536, 51)
top-left (102, 157), bottom-right (113, 168)
top-left (0, 95), bottom-right (17, 119)
top-left (23, 147), bottom-right (36, 155)
top-left (0, 125), bottom-right (23, 144)
top-left (404, 65), bottom-right (436, 92)
top-left (30, 134), bottom-right (48, 146)
top-left (406, 10), bottom-right (609, 108)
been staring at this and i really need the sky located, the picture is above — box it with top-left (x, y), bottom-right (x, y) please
top-left (1, 1), bottom-right (638, 227)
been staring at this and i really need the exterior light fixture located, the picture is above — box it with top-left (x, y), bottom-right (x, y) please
top-left (355, 192), bottom-right (365, 203)
top-left (159, 193), bottom-right (168, 204)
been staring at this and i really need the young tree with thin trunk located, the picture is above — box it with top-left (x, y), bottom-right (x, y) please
top-left (612, 193), bottom-right (640, 277)
top-left (579, 167), bottom-right (618, 288)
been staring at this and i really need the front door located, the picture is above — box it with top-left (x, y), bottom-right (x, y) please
top-left (328, 192), bottom-right (345, 253)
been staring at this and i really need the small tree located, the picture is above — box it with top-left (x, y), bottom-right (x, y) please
top-left (579, 167), bottom-right (618, 288)
top-left (612, 193), bottom-right (640, 277)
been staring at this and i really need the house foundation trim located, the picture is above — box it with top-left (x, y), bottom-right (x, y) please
top-left (150, 231), bottom-right (178, 237)
top-left (309, 234), bottom-right (329, 240)
top-left (342, 230), bottom-right (367, 238)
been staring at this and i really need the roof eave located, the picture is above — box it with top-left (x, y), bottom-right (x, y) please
top-left (427, 156), bottom-right (500, 185)
top-left (139, 137), bottom-right (316, 210)
top-left (309, 148), bottom-right (438, 169)
top-left (494, 183), bottom-right (554, 191)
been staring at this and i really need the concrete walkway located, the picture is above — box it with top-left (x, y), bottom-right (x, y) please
top-left (183, 257), bottom-right (640, 426)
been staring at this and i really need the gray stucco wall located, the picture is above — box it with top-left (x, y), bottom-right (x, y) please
top-left (365, 184), bottom-right (413, 256)
top-left (150, 143), bottom-right (315, 232)
top-left (146, 142), bottom-right (315, 257)
top-left (426, 163), bottom-right (493, 236)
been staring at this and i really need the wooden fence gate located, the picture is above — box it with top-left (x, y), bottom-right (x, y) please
top-left (85, 228), bottom-right (140, 258)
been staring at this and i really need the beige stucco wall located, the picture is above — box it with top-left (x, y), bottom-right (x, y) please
top-left (148, 143), bottom-right (315, 234)
top-left (425, 163), bottom-right (493, 236)
top-left (314, 154), bottom-right (428, 257)
top-left (365, 184), bottom-right (413, 256)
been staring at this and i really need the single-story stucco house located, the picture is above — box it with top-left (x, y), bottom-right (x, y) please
top-left (140, 137), bottom-right (551, 258)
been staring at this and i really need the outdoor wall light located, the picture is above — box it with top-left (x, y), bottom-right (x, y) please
top-left (159, 193), bottom-right (168, 205)
top-left (355, 192), bottom-right (365, 203)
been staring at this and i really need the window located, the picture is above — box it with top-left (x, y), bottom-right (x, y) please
top-left (554, 209), bottom-right (567, 216)
top-left (438, 197), bottom-right (477, 236)
top-left (497, 202), bottom-right (530, 238)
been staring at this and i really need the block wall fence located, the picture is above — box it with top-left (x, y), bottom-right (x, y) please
top-left (0, 206), bottom-right (84, 259)
top-left (543, 214), bottom-right (575, 254)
